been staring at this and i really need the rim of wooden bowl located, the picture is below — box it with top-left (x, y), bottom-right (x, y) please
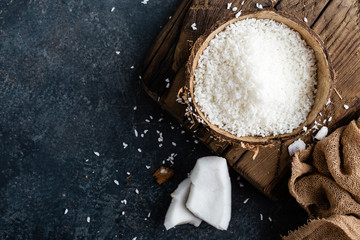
top-left (186, 10), bottom-right (334, 146)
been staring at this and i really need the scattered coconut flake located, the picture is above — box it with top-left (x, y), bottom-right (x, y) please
top-left (64, 209), bottom-right (68, 215)
top-left (87, 217), bottom-right (91, 223)
top-left (288, 139), bottom-right (306, 156)
top-left (194, 140), bottom-right (199, 144)
top-left (137, 148), bottom-right (142, 153)
top-left (141, 0), bottom-right (149, 4)
top-left (133, 106), bottom-right (137, 110)
top-left (181, 130), bottom-right (185, 134)
top-left (116, 51), bottom-right (120, 55)
top-left (171, 126), bottom-right (175, 130)
top-left (243, 198), bottom-right (249, 204)
top-left (146, 165), bottom-right (151, 169)
top-left (312, 125), bottom-right (319, 130)
top-left (158, 118), bottom-right (163, 122)
top-left (165, 78), bottom-right (170, 83)
top-left (328, 116), bottom-right (332, 122)
top-left (315, 126), bottom-right (328, 141)
top-left (323, 119), bottom-right (327, 124)
top-left (241, 0), bottom-right (245, 5)
top-left (149, 115), bottom-right (153, 120)
top-left (268, 216), bottom-right (272, 222)
top-left (121, 199), bottom-right (127, 205)
top-left (326, 98), bottom-right (331, 106)
top-left (130, 65), bottom-right (134, 69)
top-left (144, 129), bottom-right (149, 134)
top-left (303, 126), bottom-right (307, 132)
top-left (114, 180), bottom-right (119, 185)
top-left (134, 129), bottom-right (138, 137)
top-left (172, 142), bottom-right (177, 146)
top-left (344, 104), bottom-right (349, 109)
top-left (169, 16), bottom-right (172, 19)
top-left (148, 212), bottom-right (151, 218)
top-left (260, 214), bottom-right (263, 221)
top-left (303, 17), bottom-right (308, 23)
top-left (145, 119), bottom-right (150, 122)
top-left (319, 112), bottom-right (322, 116)
top-left (135, 189), bottom-right (139, 194)
top-left (157, 132), bottom-right (164, 142)
top-left (126, 172), bottom-right (131, 175)
top-left (140, 134), bottom-right (144, 138)
top-left (111, 7), bottom-right (115, 12)
top-left (166, 83), bottom-right (170, 88)
top-left (132, 237), bottom-right (137, 240)
top-left (237, 176), bottom-right (241, 181)
top-left (85, 159), bottom-right (89, 162)
top-left (227, 3), bottom-right (232, 9)
top-left (122, 211), bottom-right (125, 215)
top-left (235, 10), bottom-right (242, 18)
top-left (256, 3), bottom-right (263, 9)
top-left (94, 152), bottom-right (100, 157)
top-left (239, 182), bottom-right (244, 187)
top-left (139, 75), bottom-right (142, 79)
top-left (159, 144), bottom-right (163, 148)
top-left (191, 23), bottom-right (197, 30)
top-left (232, 7), bottom-right (238, 11)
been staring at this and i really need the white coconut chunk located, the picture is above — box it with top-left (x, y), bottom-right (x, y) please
top-left (288, 139), bottom-right (306, 156)
top-left (186, 156), bottom-right (231, 230)
top-left (164, 178), bottom-right (202, 230)
top-left (315, 126), bottom-right (328, 140)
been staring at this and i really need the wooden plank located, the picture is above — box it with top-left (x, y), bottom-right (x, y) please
top-left (140, 0), bottom-right (360, 199)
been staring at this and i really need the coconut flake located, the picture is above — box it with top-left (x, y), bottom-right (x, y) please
top-left (303, 17), bottom-right (308, 23)
top-left (328, 116), bottom-right (332, 122)
top-left (288, 139), bottom-right (306, 156)
top-left (227, 3), bottom-right (232, 9)
top-left (256, 3), bottom-right (263, 9)
top-left (87, 216), bottom-right (91, 223)
top-left (114, 180), bottom-right (119, 185)
top-left (326, 98), bottom-right (331, 106)
top-left (64, 208), bottom-right (68, 215)
top-left (94, 152), bottom-right (100, 157)
top-left (344, 104), bottom-right (349, 109)
top-left (134, 129), bottom-right (138, 137)
top-left (235, 10), bottom-right (242, 18)
top-left (232, 7), bottom-right (238, 11)
top-left (191, 23), bottom-right (197, 30)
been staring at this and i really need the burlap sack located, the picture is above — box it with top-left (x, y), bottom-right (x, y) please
top-left (283, 118), bottom-right (360, 240)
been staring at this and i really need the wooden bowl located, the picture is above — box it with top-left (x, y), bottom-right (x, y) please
top-left (185, 10), bottom-right (334, 147)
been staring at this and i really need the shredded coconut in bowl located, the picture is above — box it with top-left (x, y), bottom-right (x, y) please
top-left (194, 18), bottom-right (317, 137)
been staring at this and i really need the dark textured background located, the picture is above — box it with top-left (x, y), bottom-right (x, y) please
top-left (0, 0), bottom-right (307, 239)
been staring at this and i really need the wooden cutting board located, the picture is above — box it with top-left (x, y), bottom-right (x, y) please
top-left (141, 0), bottom-right (360, 199)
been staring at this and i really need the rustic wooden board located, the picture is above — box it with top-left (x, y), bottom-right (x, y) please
top-left (141, 0), bottom-right (360, 199)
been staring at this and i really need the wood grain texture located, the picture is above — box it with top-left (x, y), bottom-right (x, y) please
top-left (141, 0), bottom-right (360, 199)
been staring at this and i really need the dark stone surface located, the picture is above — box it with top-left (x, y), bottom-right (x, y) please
top-left (0, 0), bottom-right (308, 239)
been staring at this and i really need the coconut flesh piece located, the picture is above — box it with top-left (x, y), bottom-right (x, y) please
top-left (186, 156), bottom-right (231, 230)
top-left (164, 178), bottom-right (202, 230)
top-left (288, 139), bottom-right (306, 156)
top-left (314, 126), bottom-right (328, 140)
